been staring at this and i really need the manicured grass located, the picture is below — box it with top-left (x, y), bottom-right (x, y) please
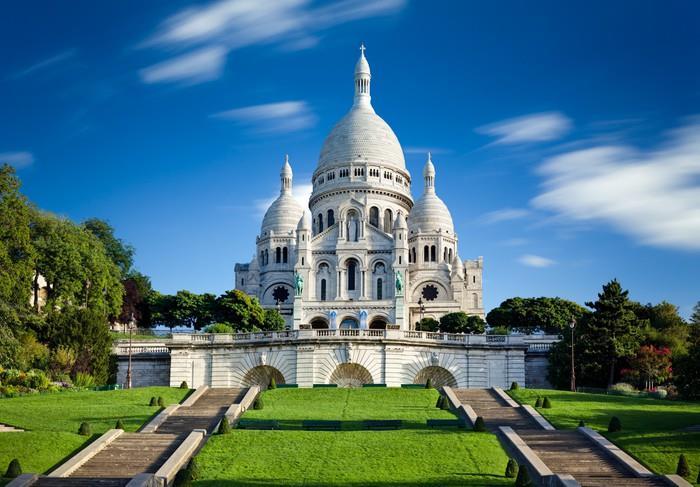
top-left (0, 386), bottom-right (190, 481)
top-left (111, 331), bottom-right (168, 341)
top-left (508, 388), bottom-right (700, 484)
top-left (195, 388), bottom-right (512, 486)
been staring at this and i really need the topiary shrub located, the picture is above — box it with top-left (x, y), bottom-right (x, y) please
top-left (149, 396), bottom-right (157, 406)
top-left (436, 395), bottom-right (444, 408)
top-left (440, 396), bottom-right (451, 410)
top-left (542, 397), bottom-right (552, 409)
top-left (157, 396), bottom-right (165, 407)
top-left (180, 381), bottom-right (188, 389)
top-left (534, 397), bottom-right (543, 408)
top-left (5, 458), bottom-right (22, 478)
top-left (510, 381), bottom-right (519, 391)
top-left (115, 419), bottom-right (125, 430)
top-left (676, 454), bottom-right (690, 478)
top-left (505, 458), bottom-right (518, 478)
top-left (269, 377), bottom-right (277, 389)
top-left (188, 458), bottom-right (200, 480)
top-left (253, 396), bottom-right (264, 410)
top-left (608, 416), bottom-right (622, 433)
top-left (578, 420), bottom-right (585, 427)
top-left (218, 417), bottom-right (231, 435)
top-left (78, 422), bottom-right (92, 436)
top-left (473, 416), bottom-right (486, 432)
top-left (696, 469), bottom-right (699, 484)
top-left (425, 378), bottom-right (433, 389)
top-left (515, 464), bottom-right (532, 487)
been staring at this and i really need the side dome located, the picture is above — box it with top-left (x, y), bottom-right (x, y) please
top-left (260, 156), bottom-right (305, 236)
top-left (408, 154), bottom-right (455, 235)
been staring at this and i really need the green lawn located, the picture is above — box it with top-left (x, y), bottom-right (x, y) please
top-left (194, 388), bottom-right (511, 486)
top-left (508, 388), bottom-right (700, 484)
top-left (0, 386), bottom-right (190, 481)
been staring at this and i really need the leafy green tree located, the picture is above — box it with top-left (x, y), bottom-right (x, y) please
top-left (82, 218), bottom-right (134, 276)
top-left (416, 317), bottom-right (439, 331)
top-left (690, 301), bottom-right (700, 326)
top-left (675, 326), bottom-right (700, 399)
top-left (173, 291), bottom-right (216, 330)
top-left (214, 290), bottom-right (265, 331)
top-left (147, 292), bottom-right (179, 329)
top-left (119, 272), bottom-right (154, 326)
top-left (263, 308), bottom-right (285, 331)
top-left (439, 312), bottom-right (486, 334)
top-left (486, 296), bottom-right (588, 334)
top-left (0, 324), bottom-right (21, 368)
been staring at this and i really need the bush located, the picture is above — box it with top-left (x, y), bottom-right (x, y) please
top-left (425, 378), bottom-right (433, 389)
top-left (218, 417), bottom-right (231, 435)
top-left (439, 312), bottom-right (486, 334)
top-left (73, 372), bottom-right (96, 389)
top-left (203, 323), bottom-right (234, 334)
top-left (651, 388), bottom-right (668, 399)
top-left (534, 397), bottom-right (543, 408)
top-left (473, 416), bottom-right (486, 432)
top-left (179, 381), bottom-right (188, 389)
top-left (416, 317), bottom-right (439, 332)
top-left (5, 458), bottom-right (22, 478)
top-left (609, 382), bottom-right (637, 395)
top-left (505, 458), bottom-right (518, 478)
top-left (157, 396), bottom-right (165, 407)
top-left (510, 381), bottom-right (519, 390)
top-left (542, 397), bottom-right (552, 408)
top-left (515, 464), bottom-right (532, 487)
top-left (436, 395), bottom-right (444, 408)
top-left (578, 420), bottom-right (585, 427)
top-left (608, 416), bottom-right (622, 433)
top-left (253, 396), bottom-right (264, 410)
top-left (78, 422), bottom-right (92, 436)
top-left (115, 419), bottom-right (125, 429)
top-left (173, 467), bottom-right (192, 487)
top-left (440, 396), bottom-right (450, 410)
top-left (676, 454), bottom-right (690, 478)
top-left (269, 377), bottom-right (277, 389)
top-left (149, 396), bottom-right (157, 406)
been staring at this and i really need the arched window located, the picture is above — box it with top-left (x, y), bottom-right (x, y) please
top-left (327, 209), bottom-right (335, 227)
top-left (282, 247), bottom-right (288, 264)
top-left (377, 278), bottom-right (383, 300)
top-left (321, 279), bottom-right (327, 301)
top-left (443, 247), bottom-right (448, 262)
top-left (347, 260), bottom-right (357, 291)
top-left (430, 245), bottom-right (436, 262)
top-left (383, 209), bottom-right (393, 233)
top-left (318, 213), bottom-right (324, 233)
top-left (449, 249), bottom-right (453, 263)
top-left (412, 247), bottom-right (416, 264)
top-left (424, 246), bottom-right (429, 262)
top-left (260, 250), bottom-right (264, 265)
top-left (369, 206), bottom-right (379, 227)
top-left (264, 249), bottom-right (269, 265)
top-left (275, 247), bottom-right (281, 263)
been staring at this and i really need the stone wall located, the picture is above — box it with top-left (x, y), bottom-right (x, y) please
top-left (115, 354), bottom-right (170, 387)
top-left (525, 354), bottom-right (552, 389)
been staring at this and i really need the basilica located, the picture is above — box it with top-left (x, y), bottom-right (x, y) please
top-left (235, 46), bottom-right (483, 330)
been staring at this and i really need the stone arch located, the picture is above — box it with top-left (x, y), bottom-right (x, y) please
top-left (310, 316), bottom-right (329, 329)
top-left (410, 280), bottom-right (451, 303)
top-left (339, 316), bottom-right (359, 329)
top-left (242, 365), bottom-right (286, 390)
top-left (329, 363), bottom-right (373, 388)
top-left (369, 317), bottom-right (387, 329)
top-left (413, 366), bottom-right (457, 388)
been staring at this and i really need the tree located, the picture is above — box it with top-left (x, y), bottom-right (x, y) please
top-left (439, 312), bottom-right (485, 334)
top-left (214, 290), bottom-right (265, 331)
top-left (82, 218), bottom-right (134, 276)
top-left (416, 317), bottom-right (439, 331)
top-left (675, 326), bottom-right (700, 399)
top-left (690, 301), bottom-right (700, 326)
top-left (173, 291), bottom-right (216, 330)
top-left (147, 292), bottom-right (179, 330)
top-left (628, 345), bottom-right (672, 390)
top-left (486, 297), bottom-right (588, 334)
top-left (263, 308), bottom-right (285, 331)
top-left (119, 272), bottom-right (154, 326)
top-left (585, 280), bottom-right (641, 386)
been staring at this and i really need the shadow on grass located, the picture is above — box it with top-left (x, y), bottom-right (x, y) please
top-left (236, 419), bottom-right (467, 431)
top-left (193, 477), bottom-right (508, 487)
top-left (43, 433), bottom-right (99, 474)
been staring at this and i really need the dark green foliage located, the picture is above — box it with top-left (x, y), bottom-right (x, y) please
top-left (515, 464), bottom-right (532, 487)
top-left (440, 396), bottom-right (450, 410)
top-left (487, 296), bottom-right (588, 335)
top-left (416, 317), bottom-right (439, 331)
top-left (253, 396), bottom-right (264, 410)
top-left (218, 417), bottom-right (231, 435)
top-left (608, 416), bottom-right (622, 432)
top-left (269, 377), bottom-right (277, 389)
top-left (675, 326), bottom-right (700, 399)
top-left (578, 420), bottom-right (585, 427)
top-left (149, 396), bottom-right (157, 406)
top-left (5, 458), bottom-right (22, 478)
top-left (676, 454), bottom-right (690, 478)
top-left (697, 469), bottom-right (700, 484)
top-left (263, 308), bottom-right (285, 331)
top-left (180, 381), bottom-right (188, 389)
top-left (542, 397), bottom-right (552, 408)
top-left (505, 458), bottom-right (518, 478)
top-left (157, 396), bottom-right (165, 407)
top-left (439, 312), bottom-right (486, 334)
top-left (188, 457), bottom-right (200, 480)
top-left (115, 419), bottom-right (124, 429)
top-left (425, 378), bottom-right (432, 389)
top-left (78, 422), bottom-right (91, 436)
top-left (510, 381), bottom-right (519, 390)
top-left (214, 289), bottom-right (265, 332)
top-left (82, 218), bottom-right (134, 277)
top-left (473, 416), bottom-right (486, 432)
top-left (534, 397), bottom-right (543, 408)
top-left (173, 467), bottom-right (192, 487)
top-left (436, 395), bottom-right (444, 408)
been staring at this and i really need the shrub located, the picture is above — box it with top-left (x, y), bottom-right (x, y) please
top-left (608, 416), bottom-right (622, 433)
top-left (189, 458), bottom-right (200, 480)
top-left (651, 388), bottom-right (668, 399)
top-left (425, 378), bottom-right (433, 389)
top-left (253, 396), bottom-right (264, 410)
top-left (416, 317), bottom-right (439, 332)
top-left (473, 416), bottom-right (486, 432)
top-left (173, 467), bottom-right (192, 487)
top-left (505, 458), bottom-right (519, 478)
top-left (157, 396), bottom-right (165, 407)
top-left (179, 381), bottom-right (188, 389)
top-left (218, 417), bottom-right (231, 435)
top-left (676, 454), bottom-right (690, 478)
top-left (78, 422), bottom-right (92, 436)
top-left (534, 397), bottom-right (543, 408)
top-left (542, 397), bottom-right (552, 408)
top-left (115, 419), bottom-right (125, 429)
top-left (149, 396), bottom-right (157, 406)
top-left (436, 395), bottom-right (444, 408)
top-left (440, 396), bottom-right (451, 410)
top-left (25, 369), bottom-right (50, 390)
top-left (515, 464), bottom-right (532, 487)
top-left (73, 372), bottom-right (96, 389)
top-left (609, 382), bottom-right (637, 394)
top-left (578, 420), bottom-right (585, 427)
top-left (203, 323), bottom-right (234, 334)
top-left (5, 458), bottom-right (22, 478)
top-left (269, 377), bottom-right (277, 389)
top-left (510, 381), bottom-right (519, 390)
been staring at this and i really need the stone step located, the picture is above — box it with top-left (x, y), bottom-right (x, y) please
top-left (0, 423), bottom-right (23, 432)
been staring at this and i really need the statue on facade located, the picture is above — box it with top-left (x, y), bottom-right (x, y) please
top-left (294, 272), bottom-right (304, 296)
top-left (395, 270), bottom-right (403, 295)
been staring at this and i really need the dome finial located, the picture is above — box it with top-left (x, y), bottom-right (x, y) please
top-left (280, 154), bottom-right (293, 194)
top-left (353, 42), bottom-right (372, 109)
top-left (360, 42), bottom-right (366, 56)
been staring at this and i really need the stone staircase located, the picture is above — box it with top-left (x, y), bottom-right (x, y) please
top-left (454, 388), bottom-right (667, 487)
top-left (0, 423), bottom-right (23, 432)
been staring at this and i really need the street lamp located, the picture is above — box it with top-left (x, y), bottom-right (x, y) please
top-left (126, 313), bottom-right (135, 390)
top-left (418, 298), bottom-right (425, 330)
top-left (569, 318), bottom-right (576, 392)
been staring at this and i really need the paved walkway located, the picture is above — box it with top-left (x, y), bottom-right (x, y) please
top-left (454, 389), bottom-right (666, 487)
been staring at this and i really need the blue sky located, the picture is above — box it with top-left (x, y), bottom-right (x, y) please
top-left (2, 1), bottom-right (699, 317)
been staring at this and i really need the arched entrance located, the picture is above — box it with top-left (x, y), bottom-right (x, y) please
top-left (369, 318), bottom-right (387, 329)
top-left (310, 318), bottom-right (329, 329)
top-left (413, 366), bottom-right (457, 388)
top-left (329, 363), bottom-right (373, 388)
top-left (242, 365), bottom-right (285, 389)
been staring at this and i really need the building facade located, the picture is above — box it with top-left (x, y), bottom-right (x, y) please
top-left (234, 46), bottom-right (483, 330)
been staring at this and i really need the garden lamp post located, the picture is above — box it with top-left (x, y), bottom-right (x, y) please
top-left (418, 298), bottom-right (425, 330)
top-left (126, 313), bottom-right (135, 389)
top-left (569, 318), bottom-right (576, 392)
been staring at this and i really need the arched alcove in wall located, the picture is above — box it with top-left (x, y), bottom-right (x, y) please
top-left (329, 363), bottom-right (373, 388)
top-left (242, 365), bottom-right (286, 389)
top-left (310, 317), bottom-right (329, 329)
top-left (413, 366), bottom-right (457, 388)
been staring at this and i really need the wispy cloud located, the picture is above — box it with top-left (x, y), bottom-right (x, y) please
top-left (518, 254), bottom-right (556, 268)
top-left (212, 101), bottom-right (316, 134)
top-left (11, 49), bottom-right (76, 79)
top-left (499, 238), bottom-right (529, 247)
top-left (0, 151), bottom-right (34, 169)
top-left (480, 208), bottom-right (531, 224)
top-left (531, 116), bottom-right (700, 251)
top-left (477, 112), bottom-right (572, 145)
top-left (255, 182), bottom-right (313, 216)
top-left (139, 0), bottom-right (405, 85)
top-left (404, 146), bottom-right (452, 155)
top-left (140, 46), bottom-right (227, 85)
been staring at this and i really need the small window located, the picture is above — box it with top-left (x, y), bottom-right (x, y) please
top-left (377, 278), bottom-right (383, 300)
top-left (282, 247), bottom-right (288, 264)
top-left (327, 209), bottom-right (335, 226)
top-left (318, 213), bottom-right (324, 232)
top-left (423, 246), bottom-right (429, 262)
top-left (275, 247), bottom-right (281, 264)
top-left (301, 257), bottom-right (305, 266)
top-left (430, 245), bottom-right (436, 262)
top-left (321, 279), bottom-right (327, 301)
top-left (241, 278), bottom-right (245, 286)
top-left (369, 207), bottom-right (379, 227)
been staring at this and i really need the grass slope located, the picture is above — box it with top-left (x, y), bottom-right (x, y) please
top-left (509, 388), bottom-right (700, 484)
top-left (0, 387), bottom-right (190, 481)
top-left (195, 388), bottom-right (511, 486)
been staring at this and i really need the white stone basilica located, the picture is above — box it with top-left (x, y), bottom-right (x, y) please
top-left (235, 46), bottom-right (483, 330)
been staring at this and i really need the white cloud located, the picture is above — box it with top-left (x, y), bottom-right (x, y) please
top-left (518, 254), bottom-right (556, 268)
top-left (480, 208), bottom-right (531, 224)
top-left (403, 146), bottom-right (452, 155)
top-left (212, 100), bottom-right (316, 134)
top-left (499, 238), bottom-right (528, 247)
top-left (139, 0), bottom-right (405, 85)
top-left (11, 49), bottom-right (76, 79)
top-left (0, 151), bottom-right (34, 169)
top-left (477, 112), bottom-right (572, 145)
top-left (531, 117), bottom-right (700, 251)
top-left (140, 46), bottom-right (227, 85)
top-left (255, 182), bottom-right (312, 216)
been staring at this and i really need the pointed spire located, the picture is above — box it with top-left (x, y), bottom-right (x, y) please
top-left (423, 152), bottom-right (436, 193)
top-left (280, 154), bottom-right (293, 194)
top-left (353, 42), bottom-right (372, 109)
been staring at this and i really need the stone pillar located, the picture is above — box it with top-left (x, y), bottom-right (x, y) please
top-left (293, 297), bottom-right (303, 330)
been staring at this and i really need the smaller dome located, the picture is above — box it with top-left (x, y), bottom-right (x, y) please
top-left (297, 210), bottom-right (311, 231)
top-left (409, 154), bottom-right (454, 234)
top-left (260, 156), bottom-right (305, 236)
top-left (393, 212), bottom-right (407, 230)
top-left (355, 44), bottom-right (370, 76)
